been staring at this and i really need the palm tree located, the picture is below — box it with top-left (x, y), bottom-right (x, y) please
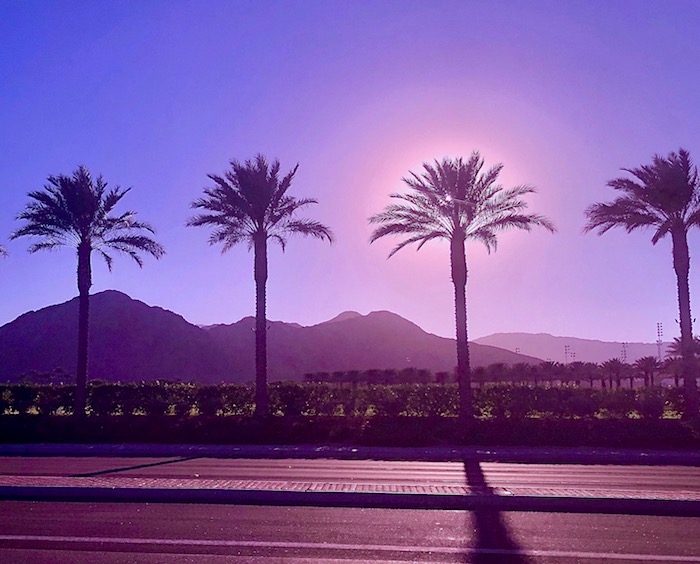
top-left (585, 149), bottom-right (700, 414)
top-left (188, 154), bottom-right (334, 417)
top-left (369, 152), bottom-right (555, 421)
top-left (12, 165), bottom-right (165, 415)
top-left (601, 358), bottom-right (628, 389)
top-left (667, 336), bottom-right (700, 357)
top-left (635, 356), bottom-right (662, 387)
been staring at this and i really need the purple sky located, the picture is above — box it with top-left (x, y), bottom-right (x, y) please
top-left (1, 0), bottom-right (699, 343)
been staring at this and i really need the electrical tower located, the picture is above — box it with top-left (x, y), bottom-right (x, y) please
top-left (621, 342), bottom-right (628, 363)
top-left (564, 344), bottom-right (571, 364)
top-left (656, 323), bottom-right (664, 360)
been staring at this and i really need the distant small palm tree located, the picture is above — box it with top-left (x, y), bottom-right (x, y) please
top-left (369, 152), bottom-right (555, 422)
top-left (585, 149), bottom-right (700, 413)
top-left (12, 166), bottom-right (165, 415)
top-left (188, 154), bottom-right (334, 417)
top-left (662, 356), bottom-right (683, 388)
top-left (537, 361), bottom-right (562, 386)
top-left (635, 356), bottom-right (661, 387)
top-left (601, 358), bottom-right (628, 389)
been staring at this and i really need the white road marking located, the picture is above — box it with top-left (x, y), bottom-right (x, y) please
top-left (0, 535), bottom-right (699, 561)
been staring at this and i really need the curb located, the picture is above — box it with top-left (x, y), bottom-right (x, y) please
top-left (1, 485), bottom-right (699, 516)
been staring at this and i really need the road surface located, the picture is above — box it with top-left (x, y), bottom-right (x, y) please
top-left (1, 502), bottom-right (699, 562)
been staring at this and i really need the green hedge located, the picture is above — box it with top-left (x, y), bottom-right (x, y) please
top-left (0, 382), bottom-right (689, 419)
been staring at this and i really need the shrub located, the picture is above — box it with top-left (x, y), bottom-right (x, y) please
top-left (196, 385), bottom-right (226, 416)
top-left (36, 385), bottom-right (73, 415)
top-left (562, 389), bottom-right (599, 418)
top-left (271, 382), bottom-right (309, 416)
top-left (220, 384), bottom-right (254, 416)
top-left (0, 386), bottom-right (12, 415)
top-left (119, 383), bottom-right (145, 415)
top-left (407, 384), bottom-right (458, 417)
top-left (600, 389), bottom-right (637, 418)
top-left (168, 383), bottom-right (197, 416)
top-left (11, 384), bottom-right (38, 414)
top-left (89, 383), bottom-right (121, 416)
top-left (637, 387), bottom-right (665, 419)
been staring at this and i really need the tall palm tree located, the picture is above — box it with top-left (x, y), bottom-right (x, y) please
top-left (369, 152), bottom-right (555, 422)
top-left (584, 148), bottom-right (700, 414)
top-left (12, 165), bottom-right (165, 415)
top-left (188, 154), bottom-right (334, 417)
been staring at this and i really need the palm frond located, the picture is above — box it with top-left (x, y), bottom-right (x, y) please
top-left (189, 155), bottom-right (332, 253)
top-left (589, 149), bottom-right (700, 241)
top-left (370, 151), bottom-right (554, 256)
top-left (14, 166), bottom-right (164, 268)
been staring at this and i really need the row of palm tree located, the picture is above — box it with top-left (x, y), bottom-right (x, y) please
top-left (304, 359), bottom-right (678, 388)
top-left (474, 357), bottom-right (670, 389)
top-left (7, 149), bottom-right (700, 420)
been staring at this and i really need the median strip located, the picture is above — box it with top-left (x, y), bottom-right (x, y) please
top-left (0, 474), bottom-right (699, 515)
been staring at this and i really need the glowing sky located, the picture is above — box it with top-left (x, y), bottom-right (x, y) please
top-left (2, 0), bottom-right (699, 343)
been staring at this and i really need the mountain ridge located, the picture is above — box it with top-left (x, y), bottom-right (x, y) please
top-left (474, 332), bottom-right (672, 364)
top-left (0, 290), bottom-right (541, 383)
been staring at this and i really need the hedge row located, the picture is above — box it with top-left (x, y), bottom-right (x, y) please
top-left (0, 382), bottom-right (687, 419)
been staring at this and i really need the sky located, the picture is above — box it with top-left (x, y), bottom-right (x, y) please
top-left (1, 0), bottom-right (699, 344)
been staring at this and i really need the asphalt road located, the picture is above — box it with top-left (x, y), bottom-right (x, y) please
top-left (1, 502), bottom-right (699, 563)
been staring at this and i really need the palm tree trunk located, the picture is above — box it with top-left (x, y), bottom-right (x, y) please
top-left (253, 234), bottom-right (269, 418)
top-left (451, 232), bottom-right (471, 423)
top-left (672, 229), bottom-right (699, 416)
top-left (75, 242), bottom-right (91, 416)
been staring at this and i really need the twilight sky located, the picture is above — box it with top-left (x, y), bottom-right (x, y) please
top-left (1, 0), bottom-right (699, 343)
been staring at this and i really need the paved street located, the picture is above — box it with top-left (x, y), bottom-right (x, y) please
top-left (0, 450), bottom-right (699, 561)
top-left (1, 502), bottom-right (700, 562)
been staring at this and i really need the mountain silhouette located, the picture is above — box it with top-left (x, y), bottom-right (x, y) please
top-left (205, 309), bottom-right (542, 380)
top-left (0, 290), bottom-right (232, 384)
top-left (0, 291), bottom-right (541, 383)
top-left (473, 332), bottom-right (672, 364)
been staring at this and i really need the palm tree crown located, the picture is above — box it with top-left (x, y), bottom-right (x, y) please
top-left (12, 165), bottom-right (164, 267)
top-left (188, 154), bottom-right (334, 249)
top-left (584, 149), bottom-right (700, 243)
top-left (369, 152), bottom-right (555, 255)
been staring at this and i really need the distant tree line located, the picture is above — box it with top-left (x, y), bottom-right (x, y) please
top-left (303, 355), bottom-right (691, 389)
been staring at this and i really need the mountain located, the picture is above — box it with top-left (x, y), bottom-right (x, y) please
top-left (204, 310), bottom-right (542, 381)
top-left (0, 291), bottom-right (541, 384)
top-left (473, 332), bottom-right (672, 364)
top-left (0, 291), bottom-right (233, 384)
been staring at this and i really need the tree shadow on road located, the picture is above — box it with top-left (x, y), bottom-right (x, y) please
top-left (462, 459), bottom-right (531, 564)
